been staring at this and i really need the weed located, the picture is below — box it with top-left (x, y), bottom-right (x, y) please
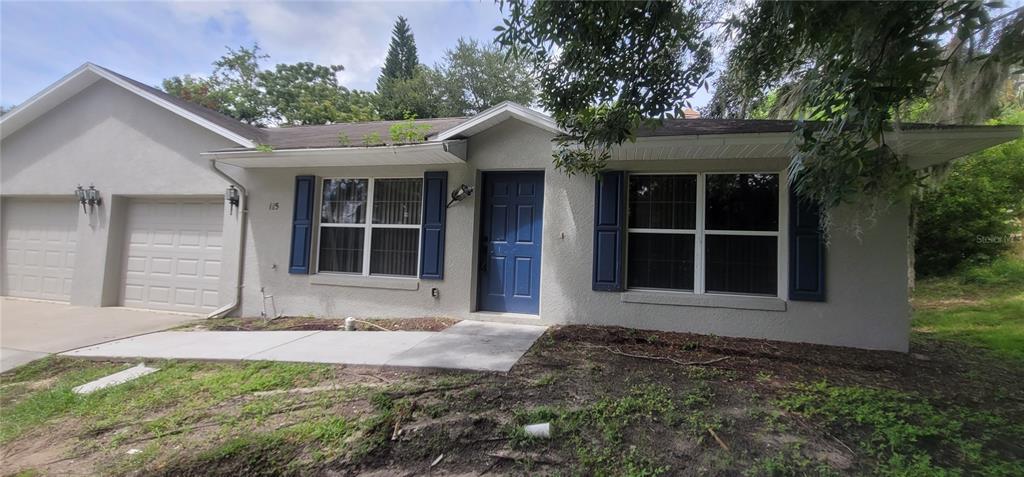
top-left (778, 381), bottom-right (1022, 476)
top-left (744, 442), bottom-right (838, 477)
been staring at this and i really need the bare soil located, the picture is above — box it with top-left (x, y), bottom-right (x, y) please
top-left (3, 325), bottom-right (1021, 476)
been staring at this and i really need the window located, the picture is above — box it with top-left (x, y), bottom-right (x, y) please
top-left (626, 173), bottom-right (780, 296)
top-left (318, 178), bottom-right (422, 277)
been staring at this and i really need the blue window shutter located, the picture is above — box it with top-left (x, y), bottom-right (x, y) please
top-left (420, 171), bottom-right (448, 280)
top-left (289, 175), bottom-right (315, 274)
top-left (593, 171), bottom-right (625, 291)
top-left (789, 185), bottom-right (826, 301)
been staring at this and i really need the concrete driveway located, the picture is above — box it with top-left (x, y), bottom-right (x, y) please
top-left (0, 298), bottom-right (200, 372)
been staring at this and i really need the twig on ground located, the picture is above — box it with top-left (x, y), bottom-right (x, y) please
top-left (589, 344), bottom-right (731, 366)
top-left (707, 427), bottom-right (729, 451)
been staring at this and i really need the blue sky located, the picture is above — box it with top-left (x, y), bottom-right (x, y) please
top-left (1, 1), bottom-right (510, 108)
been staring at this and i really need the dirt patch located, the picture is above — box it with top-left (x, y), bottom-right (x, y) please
top-left (178, 316), bottom-right (458, 332)
top-left (3, 325), bottom-right (1022, 476)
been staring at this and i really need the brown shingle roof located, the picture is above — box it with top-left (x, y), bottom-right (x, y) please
top-left (259, 117), bottom-right (469, 150)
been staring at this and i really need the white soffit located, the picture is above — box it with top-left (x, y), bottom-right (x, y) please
top-left (433, 101), bottom-right (561, 140)
top-left (0, 63), bottom-right (256, 148)
top-left (205, 141), bottom-right (468, 168)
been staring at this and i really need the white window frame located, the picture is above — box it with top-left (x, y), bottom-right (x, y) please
top-left (625, 171), bottom-right (786, 298)
top-left (315, 176), bottom-right (423, 278)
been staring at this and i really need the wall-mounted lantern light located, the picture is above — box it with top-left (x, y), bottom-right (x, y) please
top-left (446, 184), bottom-right (474, 209)
top-left (75, 184), bottom-right (102, 214)
top-left (75, 185), bottom-right (88, 213)
top-left (225, 185), bottom-right (240, 215)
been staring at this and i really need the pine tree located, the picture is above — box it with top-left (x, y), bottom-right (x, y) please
top-left (377, 16), bottom-right (419, 89)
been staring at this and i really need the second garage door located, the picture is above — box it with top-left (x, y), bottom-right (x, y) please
top-left (121, 199), bottom-right (223, 313)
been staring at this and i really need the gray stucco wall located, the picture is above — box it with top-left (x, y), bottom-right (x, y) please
top-left (230, 119), bottom-right (910, 351)
top-left (1, 79), bottom-right (241, 307)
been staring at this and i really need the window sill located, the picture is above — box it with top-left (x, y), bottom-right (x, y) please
top-left (621, 290), bottom-right (786, 312)
top-left (310, 273), bottom-right (420, 291)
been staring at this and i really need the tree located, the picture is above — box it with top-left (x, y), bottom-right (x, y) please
top-left (498, 1), bottom-right (1024, 214)
top-left (260, 62), bottom-right (378, 125)
top-left (377, 16), bottom-right (419, 88)
top-left (210, 44), bottom-right (271, 125)
top-left (162, 75), bottom-right (224, 112)
top-left (433, 38), bottom-right (536, 116)
top-left (914, 108), bottom-right (1024, 275)
top-left (497, 1), bottom-right (715, 176)
top-left (375, 16), bottom-right (442, 119)
top-left (164, 44), bottom-right (377, 126)
top-left (376, 66), bottom-right (443, 120)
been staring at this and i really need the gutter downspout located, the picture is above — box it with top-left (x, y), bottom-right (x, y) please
top-left (208, 159), bottom-right (247, 319)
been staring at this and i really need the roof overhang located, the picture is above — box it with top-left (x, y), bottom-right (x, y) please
top-left (608, 126), bottom-right (1022, 169)
top-left (432, 101), bottom-right (561, 140)
top-left (0, 63), bottom-right (256, 148)
top-left (204, 140), bottom-right (468, 168)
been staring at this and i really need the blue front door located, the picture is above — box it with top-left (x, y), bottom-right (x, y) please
top-left (478, 172), bottom-right (544, 314)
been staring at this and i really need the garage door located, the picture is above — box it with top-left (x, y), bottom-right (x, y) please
top-left (1, 199), bottom-right (78, 301)
top-left (121, 199), bottom-right (223, 313)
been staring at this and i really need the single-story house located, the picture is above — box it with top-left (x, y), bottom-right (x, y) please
top-left (2, 63), bottom-right (1020, 351)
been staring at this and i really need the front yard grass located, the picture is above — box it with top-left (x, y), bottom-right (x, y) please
top-left (2, 258), bottom-right (1022, 476)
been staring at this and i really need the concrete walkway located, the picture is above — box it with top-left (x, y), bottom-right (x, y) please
top-left (62, 321), bottom-right (548, 372)
top-left (1, 298), bottom-right (200, 372)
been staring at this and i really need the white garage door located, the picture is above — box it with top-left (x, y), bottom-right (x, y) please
top-left (1, 199), bottom-right (78, 301)
top-left (121, 199), bottom-right (223, 313)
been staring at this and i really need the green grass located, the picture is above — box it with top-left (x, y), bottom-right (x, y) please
top-left (913, 256), bottom-right (1024, 361)
top-left (778, 381), bottom-right (1023, 477)
top-left (0, 359), bottom-right (332, 444)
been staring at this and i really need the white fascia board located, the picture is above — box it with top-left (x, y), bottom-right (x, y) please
top-left (203, 140), bottom-right (467, 168)
top-left (1, 63), bottom-right (256, 148)
top-left (433, 101), bottom-right (562, 140)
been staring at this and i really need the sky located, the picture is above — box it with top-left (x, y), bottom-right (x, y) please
top-left (0, 1), bottom-right (515, 108)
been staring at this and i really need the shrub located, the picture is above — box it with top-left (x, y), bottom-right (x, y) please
top-left (914, 110), bottom-right (1024, 276)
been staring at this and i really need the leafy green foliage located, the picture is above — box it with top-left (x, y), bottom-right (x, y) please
top-left (388, 114), bottom-right (433, 143)
top-left (497, 0), bottom-right (714, 176)
top-left (259, 62), bottom-right (377, 125)
top-left (361, 132), bottom-right (382, 146)
top-left (718, 1), bottom-right (1023, 211)
top-left (161, 74), bottom-right (224, 112)
top-left (375, 66), bottom-right (443, 120)
top-left (778, 381), bottom-right (1023, 476)
top-left (432, 38), bottom-right (536, 116)
top-left (914, 110), bottom-right (1024, 275)
top-left (163, 44), bottom-right (378, 126)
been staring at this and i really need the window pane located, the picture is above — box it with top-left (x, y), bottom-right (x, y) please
top-left (321, 179), bottom-right (368, 224)
top-left (373, 178), bottom-right (422, 225)
top-left (318, 228), bottom-right (364, 273)
top-left (370, 228), bottom-right (419, 276)
top-left (705, 235), bottom-right (777, 295)
top-left (705, 174), bottom-right (779, 231)
top-left (627, 233), bottom-right (695, 290)
top-left (628, 175), bottom-right (697, 230)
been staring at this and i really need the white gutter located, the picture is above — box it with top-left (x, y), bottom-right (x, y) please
top-left (208, 160), bottom-right (247, 319)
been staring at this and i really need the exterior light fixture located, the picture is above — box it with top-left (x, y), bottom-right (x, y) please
top-left (75, 184), bottom-right (101, 213)
top-left (85, 185), bottom-right (101, 208)
top-left (225, 185), bottom-right (240, 215)
top-left (446, 184), bottom-right (474, 209)
top-left (75, 185), bottom-right (88, 213)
